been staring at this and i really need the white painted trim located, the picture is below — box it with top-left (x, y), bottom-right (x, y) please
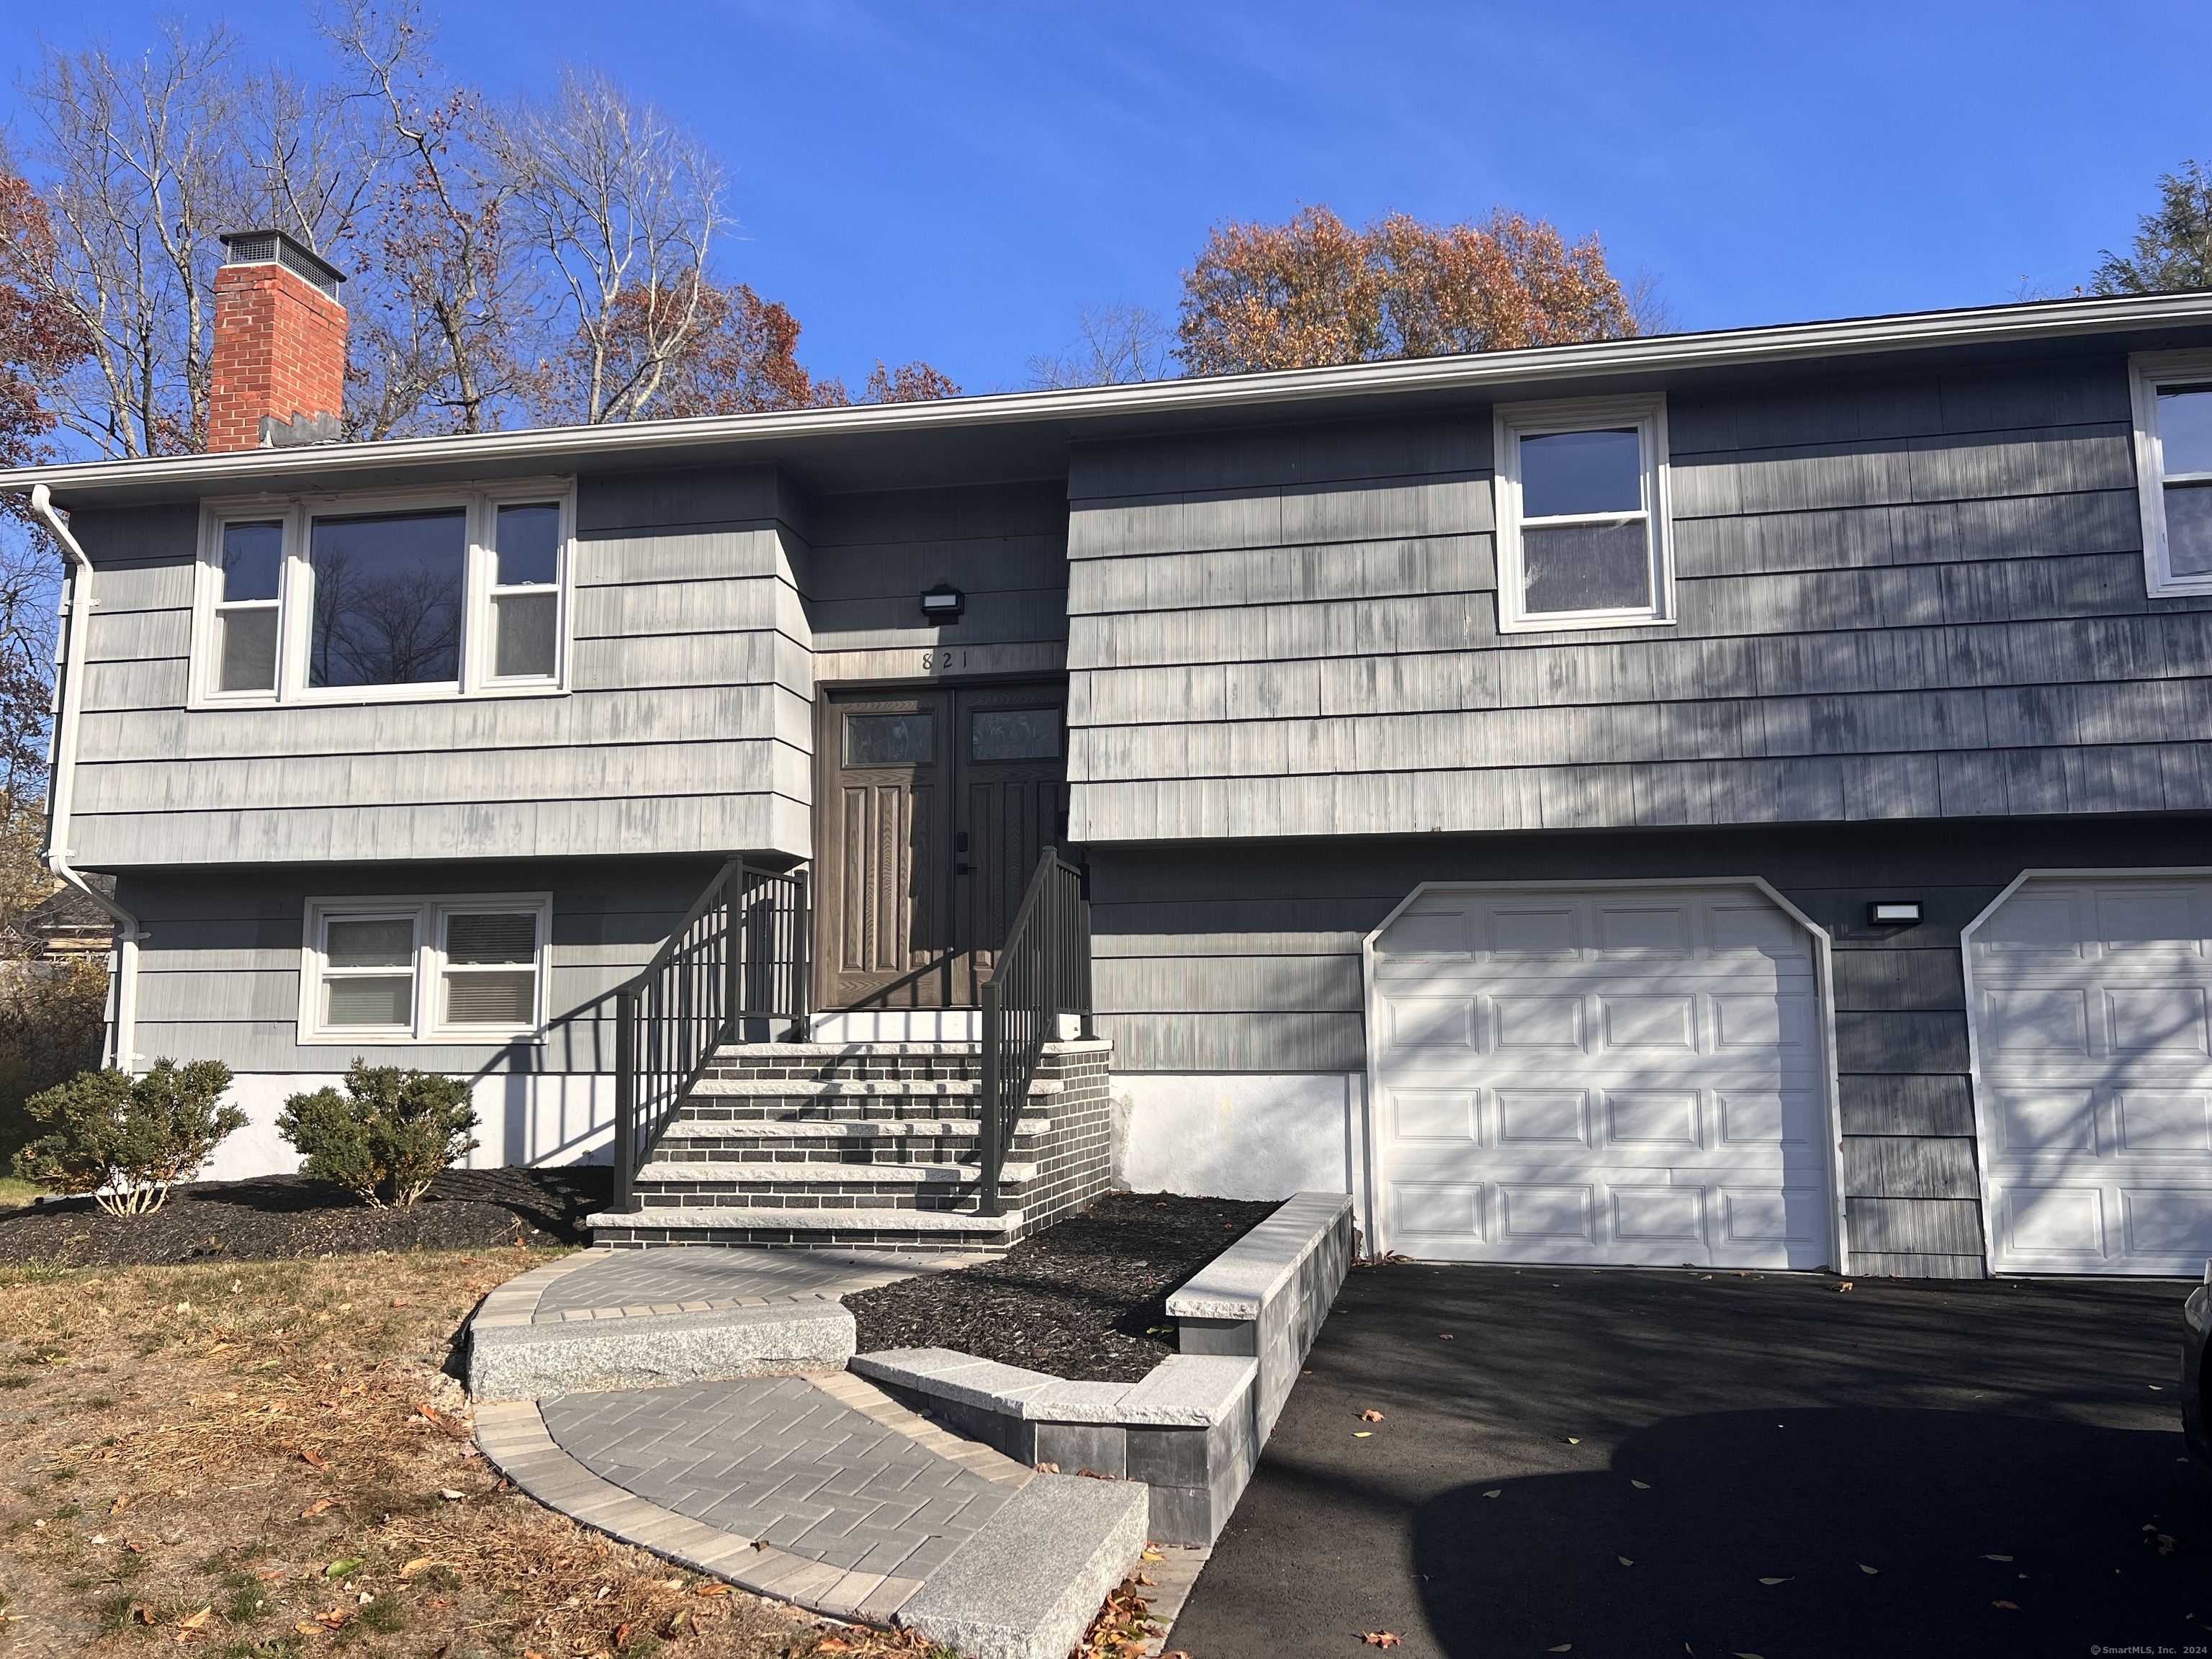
top-left (1359, 875), bottom-right (1845, 1271)
top-left (1956, 863), bottom-right (2212, 1277)
top-left (16, 293), bottom-right (2212, 503)
top-left (2128, 351), bottom-right (2212, 598)
top-left (1493, 395), bottom-right (1675, 634)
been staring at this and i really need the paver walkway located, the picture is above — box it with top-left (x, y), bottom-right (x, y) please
top-left (467, 1247), bottom-right (1172, 1657)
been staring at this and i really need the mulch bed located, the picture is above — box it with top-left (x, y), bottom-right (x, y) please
top-left (845, 1190), bottom-right (1282, 1382)
top-left (0, 1164), bottom-right (610, 1268)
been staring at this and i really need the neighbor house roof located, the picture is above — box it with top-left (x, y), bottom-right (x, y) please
top-left (8, 291), bottom-right (2212, 507)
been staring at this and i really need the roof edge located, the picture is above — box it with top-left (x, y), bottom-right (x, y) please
top-left (8, 290), bottom-right (2211, 498)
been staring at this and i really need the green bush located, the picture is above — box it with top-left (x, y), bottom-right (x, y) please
top-left (276, 1061), bottom-right (479, 1207)
top-left (0, 958), bottom-right (112, 1172)
top-left (10, 1059), bottom-right (243, 1215)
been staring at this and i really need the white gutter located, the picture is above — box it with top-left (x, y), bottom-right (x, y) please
top-left (30, 482), bottom-right (142, 1073)
top-left (5, 290), bottom-right (2212, 499)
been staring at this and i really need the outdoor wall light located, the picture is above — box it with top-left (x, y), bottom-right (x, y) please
top-left (920, 583), bottom-right (965, 624)
top-left (1869, 901), bottom-right (1923, 925)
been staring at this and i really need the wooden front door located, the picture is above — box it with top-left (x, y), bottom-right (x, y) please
top-left (817, 683), bottom-right (1069, 1010)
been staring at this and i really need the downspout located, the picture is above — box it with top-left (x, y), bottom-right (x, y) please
top-left (30, 483), bottom-right (143, 1073)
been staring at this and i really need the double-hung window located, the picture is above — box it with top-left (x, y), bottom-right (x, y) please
top-left (302, 894), bottom-right (551, 1043)
top-left (196, 484), bottom-right (572, 704)
top-left (1494, 397), bottom-right (1674, 631)
top-left (2130, 351), bottom-right (2212, 596)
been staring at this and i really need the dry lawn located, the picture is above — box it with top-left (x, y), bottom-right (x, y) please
top-left (0, 1246), bottom-right (953, 1659)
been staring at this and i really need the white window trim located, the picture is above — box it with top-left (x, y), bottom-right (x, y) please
top-left (192, 478), bottom-right (575, 709)
top-left (1493, 395), bottom-right (1676, 634)
top-left (300, 891), bottom-right (553, 1045)
top-left (2128, 349), bottom-right (2212, 598)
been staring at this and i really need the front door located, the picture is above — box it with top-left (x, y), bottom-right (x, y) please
top-left (817, 683), bottom-right (1068, 1010)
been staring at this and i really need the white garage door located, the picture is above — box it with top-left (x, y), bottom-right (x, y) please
top-left (1970, 874), bottom-right (2212, 1277)
top-left (1367, 884), bottom-right (1835, 1269)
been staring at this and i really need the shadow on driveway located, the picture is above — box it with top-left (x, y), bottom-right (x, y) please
top-left (1170, 1262), bottom-right (2209, 1659)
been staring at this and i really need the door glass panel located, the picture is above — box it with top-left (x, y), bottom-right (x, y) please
top-left (846, 712), bottom-right (934, 765)
top-left (971, 708), bottom-right (1060, 760)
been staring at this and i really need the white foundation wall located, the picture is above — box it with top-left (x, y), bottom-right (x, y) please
top-left (199, 1072), bottom-right (616, 1184)
top-left (1112, 1071), bottom-right (1370, 1245)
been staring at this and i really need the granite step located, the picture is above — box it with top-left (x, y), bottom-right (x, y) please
top-left (589, 1203), bottom-right (1027, 1252)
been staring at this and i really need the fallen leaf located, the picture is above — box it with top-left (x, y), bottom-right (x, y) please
top-left (1135, 1573), bottom-right (1156, 1587)
top-left (325, 1557), bottom-right (363, 1579)
top-left (400, 1557), bottom-right (435, 1578)
top-left (1860, 1564), bottom-right (1879, 1574)
top-left (300, 1498), bottom-right (336, 1519)
top-left (1984, 1554), bottom-right (2013, 1562)
top-left (2146, 1532), bottom-right (2182, 1556)
top-left (1141, 1547), bottom-right (1164, 1562)
top-left (1439, 1333), bottom-right (1454, 1339)
top-left (1353, 1431), bottom-right (1374, 1439)
top-left (1565, 1437), bottom-right (1581, 1444)
top-left (1359, 1410), bottom-right (1385, 1423)
top-left (1362, 1637), bottom-right (1401, 1649)
top-left (295, 1623), bottom-right (323, 1639)
top-left (1483, 1489), bottom-right (1503, 1498)
top-left (1619, 1555), bottom-right (1634, 1566)
top-left (1631, 1480), bottom-right (1651, 1490)
top-left (1992, 1600), bottom-right (2020, 1610)
top-left (693, 1583), bottom-right (732, 1597)
top-left (438, 1488), bottom-right (464, 1501)
top-left (299, 1447), bottom-right (328, 1470)
top-left (1758, 1577), bottom-right (1791, 1585)
top-left (1547, 1647), bottom-right (1572, 1654)
top-left (314, 1610), bottom-right (351, 1629)
top-left (1033, 1462), bottom-right (1060, 1474)
top-left (109, 1494), bottom-right (128, 1514)
top-left (613, 1623), bottom-right (635, 1650)
top-left (131, 1605), bottom-right (158, 1625)
top-left (177, 1608), bottom-right (212, 1630)
top-left (1837, 1282), bottom-right (1853, 1292)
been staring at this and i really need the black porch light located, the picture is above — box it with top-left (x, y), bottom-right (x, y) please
top-left (920, 583), bottom-right (965, 624)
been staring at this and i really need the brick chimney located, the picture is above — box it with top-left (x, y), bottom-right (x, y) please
top-left (207, 230), bottom-right (348, 454)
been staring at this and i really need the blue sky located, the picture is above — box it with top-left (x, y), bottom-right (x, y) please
top-left (2, 1), bottom-right (2208, 392)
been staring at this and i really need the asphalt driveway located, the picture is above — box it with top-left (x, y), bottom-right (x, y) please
top-left (1169, 1262), bottom-right (2207, 1659)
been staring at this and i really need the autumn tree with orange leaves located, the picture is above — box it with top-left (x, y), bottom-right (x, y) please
top-left (1176, 205), bottom-right (1644, 376)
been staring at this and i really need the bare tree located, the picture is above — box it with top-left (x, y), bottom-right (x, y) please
top-left (14, 21), bottom-right (246, 456)
top-left (1027, 302), bottom-right (1174, 388)
top-left (321, 0), bottom-right (532, 435)
top-left (511, 66), bottom-right (726, 423)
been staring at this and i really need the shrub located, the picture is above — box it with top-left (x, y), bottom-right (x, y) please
top-left (10, 1059), bottom-right (243, 1215)
top-left (277, 1061), bottom-right (479, 1207)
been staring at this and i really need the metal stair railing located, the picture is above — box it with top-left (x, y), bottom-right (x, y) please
top-left (976, 850), bottom-right (1092, 1217)
top-left (613, 858), bottom-right (809, 1209)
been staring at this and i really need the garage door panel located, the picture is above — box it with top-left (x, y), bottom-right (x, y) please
top-left (2120, 1188), bottom-right (2212, 1258)
top-left (1373, 883), bottom-right (1835, 1269)
top-left (1383, 997), bottom-right (1475, 1049)
top-left (2113, 1090), bottom-right (2212, 1154)
top-left (1600, 994), bottom-right (1696, 1051)
top-left (1497, 1089), bottom-right (1589, 1147)
top-left (2104, 987), bottom-right (2210, 1057)
top-left (1606, 1090), bottom-right (1700, 1146)
top-left (1994, 1089), bottom-right (2098, 1154)
top-left (1390, 1090), bottom-right (1475, 1142)
top-left (1973, 875), bottom-right (2212, 1275)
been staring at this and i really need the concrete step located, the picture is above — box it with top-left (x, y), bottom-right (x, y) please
top-left (588, 1204), bottom-right (1025, 1251)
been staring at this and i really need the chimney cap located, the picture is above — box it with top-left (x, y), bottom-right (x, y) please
top-left (219, 230), bottom-right (346, 299)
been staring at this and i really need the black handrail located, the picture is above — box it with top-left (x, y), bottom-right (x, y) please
top-left (977, 850), bottom-right (1092, 1216)
top-left (613, 858), bottom-right (809, 1209)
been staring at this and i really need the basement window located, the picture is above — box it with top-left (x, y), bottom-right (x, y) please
top-left (302, 894), bottom-right (551, 1043)
top-left (1494, 397), bottom-right (1675, 632)
top-left (2131, 351), bottom-right (2212, 596)
top-left (195, 482), bottom-right (571, 705)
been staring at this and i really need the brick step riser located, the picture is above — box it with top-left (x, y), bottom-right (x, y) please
top-left (706, 1053), bottom-right (984, 1079)
top-left (594, 1225), bottom-right (1015, 1255)
top-left (628, 1188), bottom-right (1015, 1214)
top-left (673, 1105), bottom-right (1044, 1125)
top-left (647, 1140), bottom-right (1044, 1164)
